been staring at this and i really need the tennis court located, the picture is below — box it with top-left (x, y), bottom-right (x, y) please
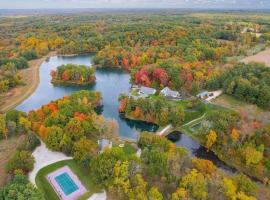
top-left (47, 166), bottom-right (87, 200)
top-left (55, 172), bottom-right (79, 195)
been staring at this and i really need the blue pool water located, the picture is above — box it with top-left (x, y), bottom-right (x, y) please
top-left (55, 172), bottom-right (78, 196)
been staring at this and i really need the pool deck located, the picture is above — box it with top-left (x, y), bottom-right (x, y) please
top-left (47, 166), bottom-right (87, 200)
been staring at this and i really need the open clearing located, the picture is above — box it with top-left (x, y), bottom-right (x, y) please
top-left (0, 135), bottom-right (25, 186)
top-left (241, 48), bottom-right (270, 66)
top-left (213, 94), bottom-right (270, 134)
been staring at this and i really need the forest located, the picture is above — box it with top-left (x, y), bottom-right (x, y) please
top-left (0, 57), bottom-right (28, 93)
top-left (0, 11), bottom-right (270, 200)
top-left (207, 63), bottom-right (270, 109)
top-left (0, 12), bottom-right (269, 95)
top-left (50, 64), bottom-right (96, 86)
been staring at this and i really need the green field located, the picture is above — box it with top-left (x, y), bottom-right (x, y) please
top-left (35, 159), bottom-right (102, 200)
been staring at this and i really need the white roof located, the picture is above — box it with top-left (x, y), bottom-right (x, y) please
top-left (197, 91), bottom-right (210, 98)
top-left (161, 87), bottom-right (180, 97)
top-left (99, 139), bottom-right (110, 150)
top-left (139, 86), bottom-right (156, 95)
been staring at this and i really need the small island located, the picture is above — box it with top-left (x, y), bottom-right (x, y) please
top-left (50, 64), bottom-right (96, 86)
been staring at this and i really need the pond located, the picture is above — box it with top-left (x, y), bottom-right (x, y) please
top-left (166, 131), bottom-right (236, 173)
top-left (17, 54), bottom-right (158, 140)
top-left (16, 54), bottom-right (243, 176)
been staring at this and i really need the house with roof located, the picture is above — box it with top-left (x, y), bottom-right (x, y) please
top-left (196, 91), bottom-right (213, 99)
top-left (138, 86), bottom-right (157, 97)
top-left (160, 87), bottom-right (181, 99)
top-left (98, 139), bottom-right (112, 153)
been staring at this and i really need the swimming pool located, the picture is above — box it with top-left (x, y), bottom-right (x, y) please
top-left (55, 172), bottom-right (79, 196)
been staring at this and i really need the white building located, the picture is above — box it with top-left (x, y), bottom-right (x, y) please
top-left (98, 139), bottom-right (112, 153)
top-left (138, 86), bottom-right (157, 97)
top-left (160, 87), bottom-right (181, 98)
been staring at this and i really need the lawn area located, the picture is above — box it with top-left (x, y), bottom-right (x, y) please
top-left (36, 159), bottom-right (103, 200)
top-left (150, 95), bottom-right (209, 124)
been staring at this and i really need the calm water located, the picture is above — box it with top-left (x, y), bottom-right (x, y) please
top-left (16, 54), bottom-right (240, 176)
top-left (17, 55), bottom-right (158, 140)
top-left (166, 131), bottom-right (235, 173)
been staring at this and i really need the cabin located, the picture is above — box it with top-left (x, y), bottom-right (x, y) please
top-left (98, 139), bottom-right (112, 153)
top-left (160, 87), bottom-right (181, 99)
top-left (139, 86), bottom-right (157, 97)
top-left (196, 91), bottom-right (213, 99)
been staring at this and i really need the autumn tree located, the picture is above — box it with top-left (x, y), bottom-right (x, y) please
top-left (45, 126), bottom-right (64, 151)
top-left (231, 128), bottom-right (240, 143)
top-left (206, 130), bottom-right (217, 150)
top-left (72, 138), bottom-right (98, 164)
top-left (180, 169), bottom-right (208, 200)
top-left (148, 187), bottom-right (163, 200)
top-left (6, 150), bottom-right (34, 173)
top-left (192, 158), bottom-right (216, 176)
top-left (171, 188), bottom-right (189, 200)
top-left (0, 115), bottom-right (8, 139)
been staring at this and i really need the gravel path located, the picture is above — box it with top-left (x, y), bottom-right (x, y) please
top-left (88, 191), bottom-right (107, 200)
top-left (28, 142), bottom-right (72, 185)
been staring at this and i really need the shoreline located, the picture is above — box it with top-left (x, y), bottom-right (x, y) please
top-left (0, 52), bottom-right (57, 113)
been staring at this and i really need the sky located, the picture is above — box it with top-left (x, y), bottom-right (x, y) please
top-left (0, 0), bottom-right (270, 9)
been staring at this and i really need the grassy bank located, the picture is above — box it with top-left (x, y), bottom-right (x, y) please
top-left (0, 52), bottom-right (57, 113)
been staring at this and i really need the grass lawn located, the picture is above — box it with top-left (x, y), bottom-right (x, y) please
top-left (36, 159), bottom-right (102, 200)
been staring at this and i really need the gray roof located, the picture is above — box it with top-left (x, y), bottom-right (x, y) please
top-left (161, 87), bottom-right (180, 97)
top-left (139, 86), bottom-right (156, 95)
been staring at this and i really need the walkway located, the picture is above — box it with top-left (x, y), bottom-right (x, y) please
top-left (182, 113), bottom-right (206, 127)
top-left (157, 124), bottom-right (172, 136)
top-left (28, 142), bottom-right (72, 185)
top-left (205, 90), bottom-right (223, 102)
top-left (88, 191), bottom-right (107, 200)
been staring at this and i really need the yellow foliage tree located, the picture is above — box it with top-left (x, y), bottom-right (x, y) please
top-left (171, 188), bottom-right (189, 200)
top-left (231, 128), bottom-right (240, 143)
top-left (206, 130), bottom-right (217, 150)
top-left (223, 177), bottom-right (237, 200)
top-left (192, 158), bottom-right (216, 176)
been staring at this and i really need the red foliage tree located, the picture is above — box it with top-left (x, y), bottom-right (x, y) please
top-left (50, 70), bottom-right (57, 78)
top-left (62, 70), bottom-right (70, 81)
top-left (118, 97), bottom-right (128, 112)
top-left (74, 112), bottom-right (88, 121)
top-left (153, 68), bottom-right (169, 86)
top-left (122, 58), bottom-right (130, 71)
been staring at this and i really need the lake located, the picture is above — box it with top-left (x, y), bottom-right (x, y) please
top-left (16, 54), bottom-right (239, 174)
top-left (17, 54), bottom-right (158, 140)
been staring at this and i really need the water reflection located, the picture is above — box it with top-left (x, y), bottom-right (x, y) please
top-left (17, 54), bottom-right (158, 139)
